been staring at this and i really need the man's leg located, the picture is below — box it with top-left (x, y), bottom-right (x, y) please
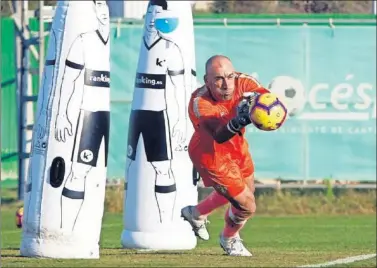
top-left (181, 189), bottom-right (229, 240)
top-left (195, 190), bottom-right (229, 220)
top-left (222, 206), bottom-right (247, 238)
top-left (219, 174), bottom-right (255, 256)
top-left (181, 163), bottom-right (233, 241)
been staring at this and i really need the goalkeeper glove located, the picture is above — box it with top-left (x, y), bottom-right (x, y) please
top-left (228, 92), bottom-right (259, 133)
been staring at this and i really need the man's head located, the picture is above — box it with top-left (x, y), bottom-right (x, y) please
top-left (93, 0), bottom-right (109, 26)
top-left (204, 55), bottom-right (236, 102)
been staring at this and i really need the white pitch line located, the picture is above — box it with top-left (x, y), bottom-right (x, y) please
top-left (297, 253), bottom-right (376, 267)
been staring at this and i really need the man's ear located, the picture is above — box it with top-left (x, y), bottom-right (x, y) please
top-left (203, 74), bottom-right (207, 83)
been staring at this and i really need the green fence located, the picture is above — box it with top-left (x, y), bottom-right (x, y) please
top-left (1, 17), bottom-right (49, 181)
top-left (1, 15), bottom-right (376, 182)
top-left (1, 18), bottom-right (18, 179)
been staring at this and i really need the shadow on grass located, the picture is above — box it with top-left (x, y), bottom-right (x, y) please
top-left (1, 188), bottom-right (21, 206)
top-left (1, 197), bottom-right (18, 204)
top-left (104, 249), bottom-right (221, 256)
top-left (2, 248), bottom-right (222, 258)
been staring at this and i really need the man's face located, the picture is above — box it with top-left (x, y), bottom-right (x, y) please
top-left (94, 1), bottom-right (109, 26)
top-left (205, 59), bottom-right (236, 102)
top-left (145, 4), bottom-right (163, 33)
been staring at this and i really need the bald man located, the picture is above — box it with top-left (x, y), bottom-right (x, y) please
top-left (181, 55), bottom-right (270, 256)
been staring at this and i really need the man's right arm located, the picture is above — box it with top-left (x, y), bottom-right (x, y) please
top-left (190, 98), bottom-right (244, 144)
top-left (213, 121), bottom-right (240, 144)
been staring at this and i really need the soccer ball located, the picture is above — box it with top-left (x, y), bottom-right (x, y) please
top-left (16, 207), bottom-right (23, 228)
top-left (267, 76), bottom-right (306, 117)
top-left (250, 92), bottom-right (287, 131)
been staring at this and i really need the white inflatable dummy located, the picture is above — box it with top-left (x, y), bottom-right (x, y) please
top-left (20, 0), bottom-right (110, 258)
top-left (121, 0), bottom-right (199, 250)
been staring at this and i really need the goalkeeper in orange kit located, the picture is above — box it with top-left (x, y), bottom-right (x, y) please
top-left (181, 55), bottom-right (270, 256)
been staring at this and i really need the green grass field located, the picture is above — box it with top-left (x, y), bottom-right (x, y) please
top-left (1, 206), bottom-right (376, 267)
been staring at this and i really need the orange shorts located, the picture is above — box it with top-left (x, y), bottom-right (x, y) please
top-left (192, 153), bottom-right (254, 198)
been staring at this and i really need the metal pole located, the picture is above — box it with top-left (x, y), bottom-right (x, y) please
top-left (14, 0), bottom-right (21, 200)
top-left (373, 0), bottom-right (377, 15)
top-left (39, 0), bottom-right (45, 82)
top-left (18, 0), bottom-right (29, 201)
top-left (16, 0), bottom-right (23, 201)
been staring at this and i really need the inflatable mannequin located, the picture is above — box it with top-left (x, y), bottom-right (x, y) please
top-left (20, 0), bottom-right (110, 258)
top-left (121, 0), bottom-right (198, 250)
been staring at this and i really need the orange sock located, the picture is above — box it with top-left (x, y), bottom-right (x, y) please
top-left (222, 206), bottom-right (246, 238)
top-left (196, 190), bottom-right (228, 217)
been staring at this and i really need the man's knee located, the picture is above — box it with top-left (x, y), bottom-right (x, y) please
top-left (230, 188), bottom-right (256, 219)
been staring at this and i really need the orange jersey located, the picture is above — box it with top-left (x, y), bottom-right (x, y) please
top-left (188, 73), bottom-right (269, 188)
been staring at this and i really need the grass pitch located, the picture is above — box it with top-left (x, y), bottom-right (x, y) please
top-left (1, 207), bottom-right (376, 267)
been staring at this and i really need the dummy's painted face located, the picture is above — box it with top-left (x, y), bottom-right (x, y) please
top-left (145, 4), bottom-right (179, 35)
top-left (94, 1), bottom-right (109, 26)
top-left (145, 5), bottom-right (161, 33)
